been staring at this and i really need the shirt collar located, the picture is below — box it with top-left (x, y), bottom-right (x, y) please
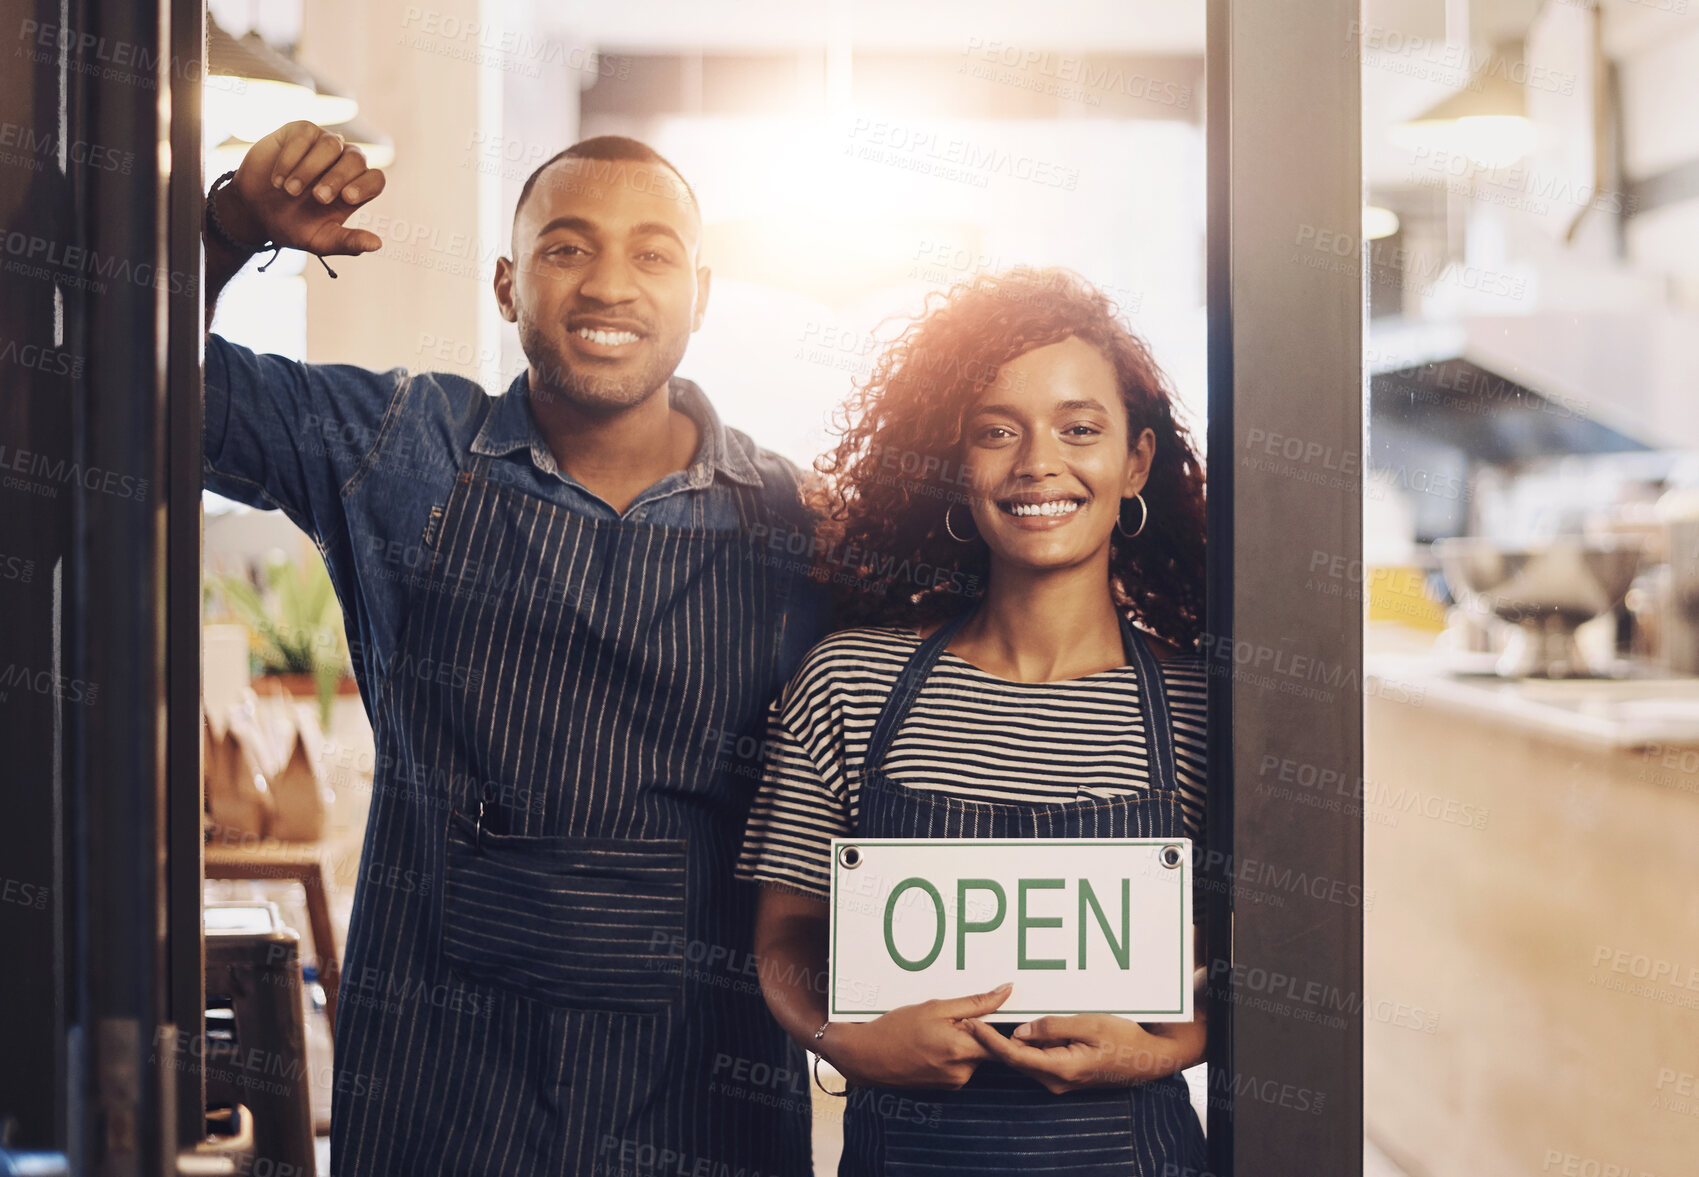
top-left (470, 372), bottom-right (762, 488)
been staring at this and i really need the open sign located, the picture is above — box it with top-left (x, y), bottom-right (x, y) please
top-left (828, 838), bottom-right (1192, 1022)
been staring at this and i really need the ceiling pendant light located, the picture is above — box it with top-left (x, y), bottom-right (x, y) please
top-left (1364, 206), bottom-right (1401, 241)
top-left (204, 20), bottom-right (322, 143)
top-left (1391, 40), bottom-right (1538, 169)
top-left (211, 116), bottom-right (393, 179)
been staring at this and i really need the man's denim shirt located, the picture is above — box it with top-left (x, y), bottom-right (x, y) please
top-left (204, 335), bottom-right (829, 720)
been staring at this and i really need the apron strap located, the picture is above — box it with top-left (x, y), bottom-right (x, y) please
top-left (1119, 612), bottom-right (1179, 795)
top-left (861, 607), bottom-right (978, 773)
top-left (728, 479), bottom-right (760, 534)
top-left (862, 605), bottom-right (1181, 796)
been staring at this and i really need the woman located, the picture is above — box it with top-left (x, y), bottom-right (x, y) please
top-left (736, 267), bottom-right (1210, 1175)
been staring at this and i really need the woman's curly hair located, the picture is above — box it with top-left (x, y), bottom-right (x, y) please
top-left (808, 266), bottom-right (1206, 649)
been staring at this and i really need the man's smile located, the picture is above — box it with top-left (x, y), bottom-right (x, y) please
top-left (568, 316), bottom-right (647, 355)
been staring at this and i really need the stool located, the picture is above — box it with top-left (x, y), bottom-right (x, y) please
top-left (203, 901), bottom-right (316, 1177)
top-left (205, 842), bottom-right (340, 1033)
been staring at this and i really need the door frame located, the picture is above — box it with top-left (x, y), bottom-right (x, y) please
top-left (1204, 2), bottom-right (1365, 1173)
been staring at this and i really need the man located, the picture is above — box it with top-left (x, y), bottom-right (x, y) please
top-left (203, 121), bottom-right (824, 1176)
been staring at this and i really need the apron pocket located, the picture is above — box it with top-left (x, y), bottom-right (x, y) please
top-left (440, 813), bottom-right (688, 1013)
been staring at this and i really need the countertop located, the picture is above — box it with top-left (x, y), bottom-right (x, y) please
top-left (1365, 622), bottom-right (1699, 750)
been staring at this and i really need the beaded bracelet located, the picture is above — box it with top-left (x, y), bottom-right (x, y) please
top-left (204, 169), bottom-right (338, 278)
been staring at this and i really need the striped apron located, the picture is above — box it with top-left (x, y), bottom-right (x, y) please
top-left (839, 607), bottom-right (1208, 1176)
top-left (332, 452), bottom-right (812, 1176)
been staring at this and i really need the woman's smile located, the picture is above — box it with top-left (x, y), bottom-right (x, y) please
top-left (995, 491), bottom-right (1089, 526)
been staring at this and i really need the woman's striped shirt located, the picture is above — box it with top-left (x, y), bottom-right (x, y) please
top-left (736, 624), bottom-right (1209, 898)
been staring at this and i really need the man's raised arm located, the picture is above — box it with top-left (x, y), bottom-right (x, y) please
top-left (203, 121), bottom-right (386, 330)
top-left (199, 122), bottom-right (403, 536)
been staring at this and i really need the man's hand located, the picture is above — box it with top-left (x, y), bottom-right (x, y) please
top-left (216, 121), bottom-right (386, 258)
top-left (825, 983), bottom-right (1011, 1090)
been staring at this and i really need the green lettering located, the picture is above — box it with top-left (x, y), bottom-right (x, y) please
top-left (1078, 878), bottom-right (1130, 969)
top-left (884, 878), bottom-right (945, 972)
top-left (1017, 879), bottom-right (1066, 970)
top-left (955, 879), bottom-right (1006, 968)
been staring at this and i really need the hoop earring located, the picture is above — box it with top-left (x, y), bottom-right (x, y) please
top-left (1116, 494), bottom-right (1148, 539)
top-left (944, 502), bottom-right (979, 543)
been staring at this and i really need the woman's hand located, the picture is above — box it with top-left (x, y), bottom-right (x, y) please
top-left (826, 983), bottom-right (1013, 1090)
top-left (962, 1010), bottom-right (1205, 1094)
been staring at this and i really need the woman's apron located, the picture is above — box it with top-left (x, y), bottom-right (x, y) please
top-left (838, 607), bottom-right (1208, 1177)
top-left (331, 453), bottom-right (812, 1176)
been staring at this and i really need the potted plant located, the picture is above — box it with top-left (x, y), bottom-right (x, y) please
top-left (208, 552), bottom-right (352, 727)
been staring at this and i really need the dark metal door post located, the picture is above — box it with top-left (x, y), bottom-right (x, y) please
top-left (1205, 2), bottom-right (1366, 1173)
top-left (0, 0), bottom-right (202, 1172)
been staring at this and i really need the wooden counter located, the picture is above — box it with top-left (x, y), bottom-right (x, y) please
top-left (1364, 648), bottom-right (1699, 1176)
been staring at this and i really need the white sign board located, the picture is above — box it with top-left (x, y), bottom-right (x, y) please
top-left (829, 838), bottom-right (1192, 1023)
